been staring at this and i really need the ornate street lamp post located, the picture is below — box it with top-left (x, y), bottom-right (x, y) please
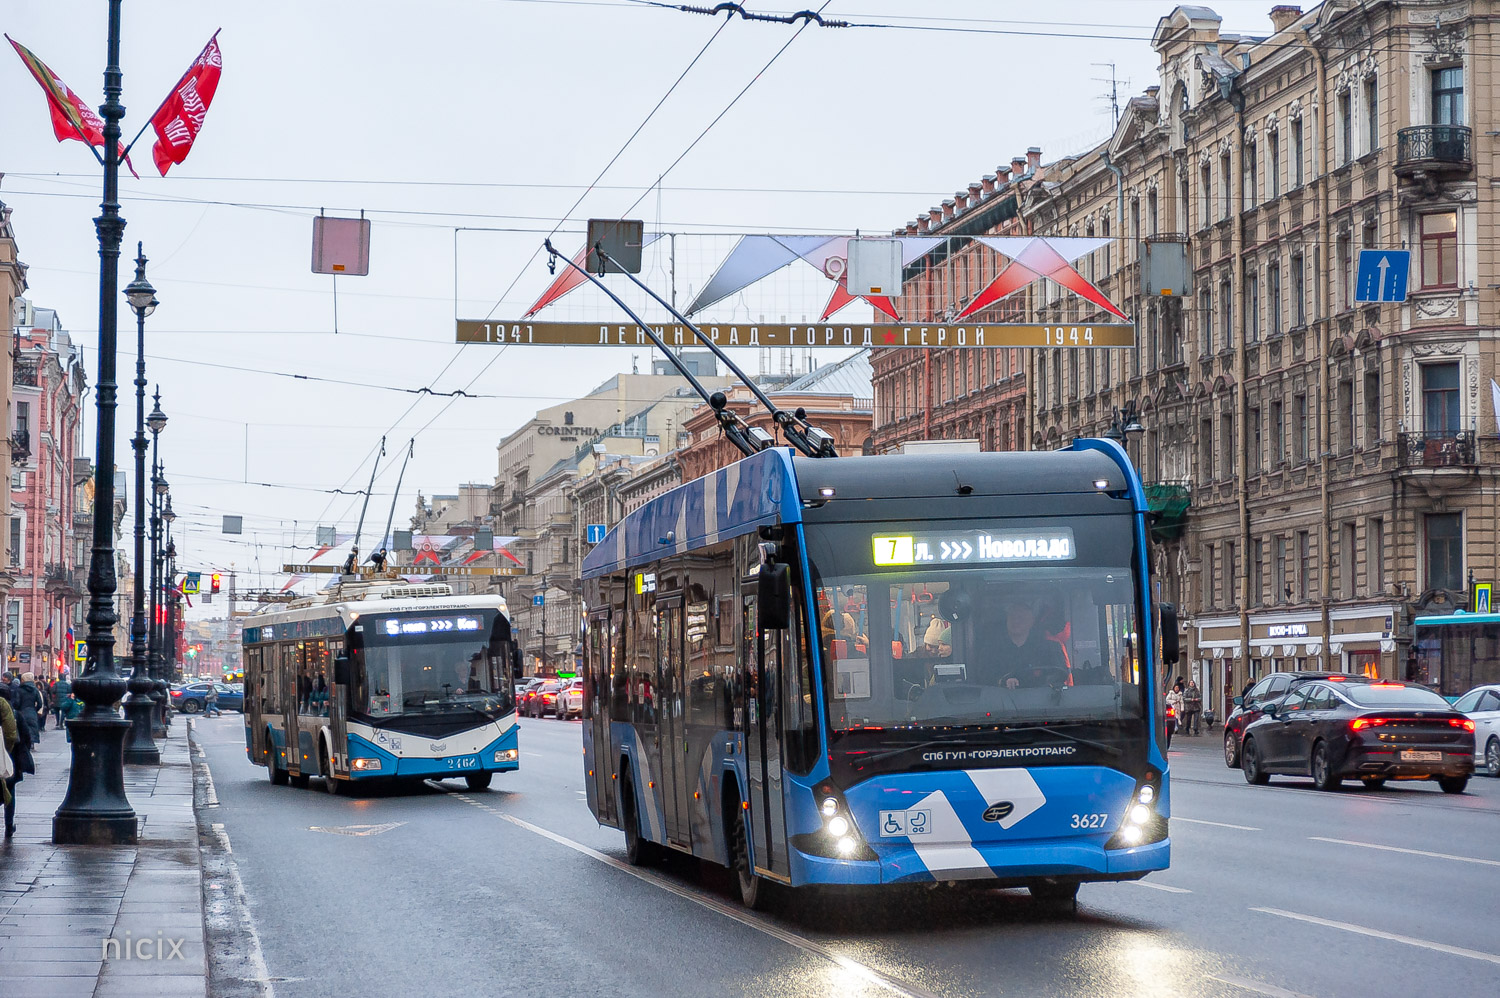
top-left (54, 0), bottom-right (136, 844)
top-left (122, 245), bottom-right (158, 765)
top-left (147, 392), bottom-right (168, 736)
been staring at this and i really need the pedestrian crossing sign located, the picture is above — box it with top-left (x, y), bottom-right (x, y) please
top-left (73, 639), bottom-right (87, 662)
top-left (184, 572), bottom-right (201, 594)
top-left (1474, 583), bottom-right (1492, 614)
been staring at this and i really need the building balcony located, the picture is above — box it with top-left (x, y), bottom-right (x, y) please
top-left (9, 429), bottom-right (29, 463)
top-left (1144, 481), bottom-right (1191, 542)
top-left (13, 361), bottom-right (38, 388)
top-left (1398, 430), bottom-right (1475, 470)
top-left (43, 562), bottom-right (85, 595)
top-left (1395, 126), bottom-right (1472, 184)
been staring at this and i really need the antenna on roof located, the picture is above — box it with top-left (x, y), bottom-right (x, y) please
top-left (586, 240), bottom-right (838, 459)
top-left (542, 238), bottom-right (766, 458)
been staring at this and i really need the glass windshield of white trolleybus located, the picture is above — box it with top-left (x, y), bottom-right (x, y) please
top-left (352, 610), bottom-right (515, 721)
top-left (803, 516), bottom-right (1147, 778)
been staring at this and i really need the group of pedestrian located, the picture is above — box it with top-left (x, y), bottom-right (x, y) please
top-left (1, 669), bottom-right (86, 838)
top-left (1165, 676), bottom-right (1204, 739)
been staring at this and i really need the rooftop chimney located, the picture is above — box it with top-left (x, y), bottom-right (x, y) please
top-left (1027, 147), bottom-right (1042, 171)
top-left (981, 174), bottom-right (997, 194)
top-left (905, 222), bottom-right (919, 236)
top-left (969, 181), bottom-right (985, 201)
top-left (929, 207), bottom-right (943, 227)
top-left (954, 191), bottom-right (969, 211)
top-left (917, 216), bottom-right (931, 233)
top-left (997, 167), bottom-right (1011, 185)
top-left (942, 198), bottom-right (957, 220)
top-left (1011, 156), bottom-right (1028, 177)
top-left (1269, 6), bottom-right (1302, 31)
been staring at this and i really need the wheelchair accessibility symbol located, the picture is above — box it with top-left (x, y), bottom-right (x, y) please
top-left (878, 809), bottom-right (931, 836)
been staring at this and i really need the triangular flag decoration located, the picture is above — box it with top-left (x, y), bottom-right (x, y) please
top-left (149, 31), bottom-right (223, 177)
top-left (959, 237), bottom-right (1126, 320)
top-left (525, 234), bottom-right (663, 317)
top-left (6, 35), bottom-right (139, 178)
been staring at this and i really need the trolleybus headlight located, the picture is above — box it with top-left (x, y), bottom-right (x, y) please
top-left (350, 757), bottom-right (382, 771)
top-left (821, 797), bottom-right (839, 817)
top-left (1137, 785), bottom-right (1155, 805)
top-left (836, 836), bottom-right (857, 856)
top-left (495, 749), bottom-right (518, 762)
top-left (827, 815), bottom-right (850, 838)
top-left (1120, 825), bottom-right (1144, 846)
top-left (1129, 804), bottom-right (1151, 825)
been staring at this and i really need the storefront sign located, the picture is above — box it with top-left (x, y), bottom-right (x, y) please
top-left (1266, 623), bottom-right (1310, 638)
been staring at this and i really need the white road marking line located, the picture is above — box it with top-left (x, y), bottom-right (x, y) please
top-left (1207, 972), bottom-right (1315, 998)
top-left (1252, 907), bottom-right (1500, 966)
top-left (1308, 836), bottom-right (1500, 868)
top-left (445, 792), bottom-right (934, 998)
top-left (1174, 817), bottom-right (1261, 831)
top-left (523, 752), bottom-right (545, 758)
top-left (1132, 880), bottom-right (1192, 893)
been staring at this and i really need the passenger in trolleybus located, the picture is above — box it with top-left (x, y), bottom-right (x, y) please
top-left (994, 591), bottom-right (1071, 689)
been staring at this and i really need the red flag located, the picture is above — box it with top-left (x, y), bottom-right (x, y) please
top-left (6, 35), bottom-right (139, 178)
top-left (149, 31), bottom-right (222, 177)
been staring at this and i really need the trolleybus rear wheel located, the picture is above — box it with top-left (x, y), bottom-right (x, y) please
top-left (266, 731), bottom-right (288, 786)
top-left (620, 775), bottom-right (661, 867)
top-left (465, 772), bottom-right (492, 791)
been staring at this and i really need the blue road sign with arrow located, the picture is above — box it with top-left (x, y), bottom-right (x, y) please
top-left (1355, 249), bottom-right (1410, 303)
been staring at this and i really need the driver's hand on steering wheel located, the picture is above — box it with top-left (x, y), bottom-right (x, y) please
top-left (1005, 677), bottom-right (1020, 689)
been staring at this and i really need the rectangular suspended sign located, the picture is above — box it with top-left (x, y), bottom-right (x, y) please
top-left (455, 320), bottom-right (1135, 349)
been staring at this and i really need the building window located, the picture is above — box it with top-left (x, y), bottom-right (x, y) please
top-left (1245, 270), bottom-right (1259, 343)
top-left (1341, 522), bottom-right (1357, 598)
top-left (1270, 398), bottom-right (1284, 466)
top-left (1432, 66), bottom-right (1464, 125)
top-left (1363, 370), bottom-right (1380, 447)
top-left (1424, 512), bottom-right (1462, 592)
top-left (1179, 172), bottom-right (1190, 232)
top-left (1291, 253), bottom-right (1306, 325)
top-left (1369, 518), bottom-right (1385, 594)
top-left (1220, 277), bottom-right (1233, 350)
top-left (1274, 535), bottom-right (1288, 601)
top-left (1130, 199), bottom-right (1141, 243)
top-left (1226, 541), bottom-right (1237, 609)
top-left (1419, 212), bottom-right (1458, 289)
top-left (1338, 89), bottom-right (1353, 164)
top-left (1245, 140), bottom-right (1258, 206)
top-left (1421, 362), bottom-right (1460, 434)
top-left (1250, 407), bottom-right (1262, 472)
top-left (1337, 234), bottom-right (1352, 310)
top-left (7, 517), bottom-right (19, 567)
top-left (1253, 538), bottom-right (1265, 606)
top-left (1199, 162), bottom-right (1212, 228)
top-left (1200, 417), bottom-right (1214, 480)
top-left (1220, 151), bottom-right (1232, 219)
top-left (1364, 76), bottom-right (1379, 154)
top-left (1297, 530), bottom-right (1311, 600)
top-left (1293, 394), bottom-right (1308, 464)
top-left (1269, 262), bottom-right (1282, 335)
top-left (1198, 289), bottom-right (1212, 356)
top-left (1338, 378), bottom-right (1354, 452)
top-left (1221, 411), bottom-right (1234, 469)
top-left (5, 601), bottom-right (18, 645)
top-left (1291, 118), bottom-right (1305, 186)
top-left (1147, 190), bottom-right (1158, 236)
top-left (1268, 131), bottom-right (1281, 198)
top-left (1102, 217), bottom-right (1111, 274)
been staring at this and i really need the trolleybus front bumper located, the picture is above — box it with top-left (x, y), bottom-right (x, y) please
top-left (344, 724), bottom-right (520, 779)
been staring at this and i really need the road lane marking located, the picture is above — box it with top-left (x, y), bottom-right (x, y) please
top-left (306, 822), bottom-right (406, 837)
top-left (1252, 907), bottom-right (1500, 966)
top-left (1174, 817), bottom-right (1260, 831)
top-left (1132, 881), bottom-right (1191, 893)
top-left (443, 792), bottom-right (936, 998)
top-left (1308, 836), bottom-right (1500, 868)
top-left (1207, 973), bottom-right (1315, 998)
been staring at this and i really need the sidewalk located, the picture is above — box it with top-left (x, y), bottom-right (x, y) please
top-left (0, 716), bottom-right (208, 998)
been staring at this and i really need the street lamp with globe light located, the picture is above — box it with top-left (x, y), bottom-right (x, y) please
top-left (122, 245), bottom-right (159, 765)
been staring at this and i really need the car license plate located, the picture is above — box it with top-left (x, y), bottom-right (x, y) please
top-left (1399, 750), bottom-right (1442, 762)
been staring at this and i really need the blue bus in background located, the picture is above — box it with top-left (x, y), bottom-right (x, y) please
top-left (580, 441), bottom-right (1174, 910)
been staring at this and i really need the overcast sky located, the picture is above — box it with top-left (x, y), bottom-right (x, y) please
top-left (0, 0), bottom-right (1278, 615)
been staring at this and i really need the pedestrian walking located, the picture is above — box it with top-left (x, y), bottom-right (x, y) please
top-left (205, 683), bottom-right (221, 718)
top-left (14, 673), bottom-right (43, 746)
top-left (1, 694), bottom-right (19, 837)
top-left (1183, 679), bottom-right (1203, 736)
top-left (60, 692), bottom-right (83, 742)
top-left (51, 673), bottom-right (71, 730)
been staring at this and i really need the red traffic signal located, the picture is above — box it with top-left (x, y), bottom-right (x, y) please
top-left (210, 572), bottom-right (222, 594)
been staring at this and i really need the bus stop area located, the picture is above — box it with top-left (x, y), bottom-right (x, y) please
top-left (0, 723), bottom-right (209, 998)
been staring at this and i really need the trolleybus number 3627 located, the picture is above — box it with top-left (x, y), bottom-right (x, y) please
top-left (1044, 327), bottom-right (1096, 345)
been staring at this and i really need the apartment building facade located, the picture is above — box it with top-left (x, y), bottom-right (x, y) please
top-left (0, 202), bottom-right (20, 617)
top-left (1014, 0), bottom-right (1497, 714)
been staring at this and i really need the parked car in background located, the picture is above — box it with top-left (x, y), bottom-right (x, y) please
top-left (1453, 684), bottom-right (1500, 776)
top-left (556, 678), bottom-right (584, 719)
top-left (526, 680), bottom-right (563, 718)
top-left (1240, 680), bottom-right (1475, 793)
top-left (1224, 672), bottom-right (1373, 768)
top-left (518, 678), bottom-right (546, 715)
top-left (172, 681), bottom-right (245, 714)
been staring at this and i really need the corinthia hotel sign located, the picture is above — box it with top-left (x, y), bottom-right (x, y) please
top-left (459, 235), bottom-right (1134, 349)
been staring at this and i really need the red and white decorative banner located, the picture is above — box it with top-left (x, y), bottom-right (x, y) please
top-left (6, 34), bottom-right (138, 177)
top-left (149, 31), bottom-right (222, 177)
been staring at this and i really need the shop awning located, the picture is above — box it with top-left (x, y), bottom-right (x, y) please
top-left (1145, 482), bottom-right (1191, 541)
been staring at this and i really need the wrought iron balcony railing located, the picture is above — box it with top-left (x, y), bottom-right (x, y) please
top-left (1396, 125), bottom-right (1473, 174)
top-left (1398, 430), bottom-right (1476, 469)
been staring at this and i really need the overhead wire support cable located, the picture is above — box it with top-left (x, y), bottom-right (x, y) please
top-left (590, 242), bottom-right (836, 459)
top-left (543, 238), bottom-right (762, 458)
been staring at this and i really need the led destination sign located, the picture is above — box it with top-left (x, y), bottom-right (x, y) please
top-left (379, 615), bottom-right (484, 638)
top-left (871, 529), bottom-right (1075, 567)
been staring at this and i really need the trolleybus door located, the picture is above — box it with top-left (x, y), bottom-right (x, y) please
top-left (657, 597), bottom-right (690, 847)
top-left (586, 612), bottom-right (614, 823)
top-left (742, 595), bottom-right (789, 879)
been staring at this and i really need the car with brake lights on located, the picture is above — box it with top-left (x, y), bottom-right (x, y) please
top-left (1452, 684), bottom-right (1500, 776)
top-left (555, 678), bottom-right (583, 719)
top-left (1223, 671), bottom-right (1372, 768)
top-left (526, 680), bottom-right (562, 718)
top-left (1239, 680), bottom-right (1475, 792)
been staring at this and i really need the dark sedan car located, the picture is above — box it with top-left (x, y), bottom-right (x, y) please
top-left (1240, 680), bottom-right (1475, 793)
top-left (1223, 672), bottom-right (1373, 767)
top-left (171, 681), bottom-right (244, 714)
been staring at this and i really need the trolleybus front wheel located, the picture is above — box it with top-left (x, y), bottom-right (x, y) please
top-left (465, 772), bottom-right (493, 791)
top-left (620, 774), bottom-right (661, 867)
top-left (320, 746), bottom-right (343, 795)
top-left (731, 806), bottom-right (773, 911)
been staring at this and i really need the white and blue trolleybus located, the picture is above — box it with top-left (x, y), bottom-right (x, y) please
top-left (580, 442), bottom-right (1175, 909)
top-left (244, 582), bottom-right (522, 793)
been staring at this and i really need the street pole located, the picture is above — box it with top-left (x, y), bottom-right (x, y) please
top-left (55, 0), bottom-right (136, 844)
top-left (122, 245), bottom-right (158, 765)
top-left (147, 390), bottom-right (167, 736)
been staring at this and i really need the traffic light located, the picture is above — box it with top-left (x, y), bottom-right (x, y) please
top-left (210, 573), bottom-right (222, 594)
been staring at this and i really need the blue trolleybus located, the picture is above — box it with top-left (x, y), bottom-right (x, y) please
top-left (1412, 612), bottom-right (1500, 696)
top-left (580, 441), bottom-right (1175, 909)
top-left (244, 582), bottom-right (522, 793)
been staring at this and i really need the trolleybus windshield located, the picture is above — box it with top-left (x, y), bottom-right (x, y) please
top-left (803, 515), bottom-right (1148, 771)
top-left (352, 610), bottom-right (515, 719)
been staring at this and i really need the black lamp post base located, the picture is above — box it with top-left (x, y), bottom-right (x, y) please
top-left (123, 696), bottom-right (160, 765)
top-left (52, 718), bottom-right (139, 845)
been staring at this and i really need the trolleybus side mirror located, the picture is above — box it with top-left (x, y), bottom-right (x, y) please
top-left (759, 563), bottom-right (792, 630)
top-left (1159, 602), bottom-right (1179, 666)
top-left (333, 651), bottom-right (351, 687)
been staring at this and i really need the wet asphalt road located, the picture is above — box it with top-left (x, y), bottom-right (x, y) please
top-left (191, 715), bottom-right (1500, 998)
